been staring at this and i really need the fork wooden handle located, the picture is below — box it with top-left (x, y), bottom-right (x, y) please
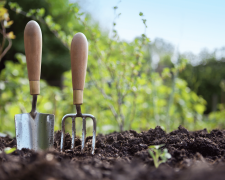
top-left (70, 33), bottom-right (88, 105)
top-left (24, 20), bottom-right (42, 95)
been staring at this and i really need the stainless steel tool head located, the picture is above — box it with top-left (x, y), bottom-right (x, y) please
top-left (15, 113), bottom-right (54, 151)
top-left (60, 112), bottom-right (96, 154)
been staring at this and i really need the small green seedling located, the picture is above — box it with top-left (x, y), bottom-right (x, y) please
top-left (148, 144), bottom-right (171, 168)
top-left (0, 147), bottom-right (16, 154)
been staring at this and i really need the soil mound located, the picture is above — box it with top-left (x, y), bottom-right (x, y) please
top-left (0, 126), bottom-right (225, 180)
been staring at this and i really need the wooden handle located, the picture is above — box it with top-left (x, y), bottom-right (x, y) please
top-left (70, 33), bottom-right (88, 105)
top-left (24, 20), bottom-right (42, 95)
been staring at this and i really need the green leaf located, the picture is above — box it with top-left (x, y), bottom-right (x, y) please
top-left (74, 7), bottom-right (79, 13)
top-left (0, 81), bottom-right (5, 90)
top-left (8, 2), bottom-right (19, 9)
top-left (148, 149), bottom-right (155, 158)
top-left (26, 9), bottom-right (36, 17)
top-left (15, 53), bottom-right (26, 64)
top-left (165, 152), bottom-right (171, 159)
top-left (37, 8), bottom-right (45, 17)
top-left (139, 12), bottom-right (143, 16)
top-left (160, 149), bottom-right (171, 162)
top-left (142, 19), bottom-right (146, 24)
top-left (149, 144), bottom-right (165, 150)
top-left (16, 7), bottom-right (22, 13)
top-left (4, 147), bottom-right (16, 154)
top-left (45, 15), bottom-right (53, 25)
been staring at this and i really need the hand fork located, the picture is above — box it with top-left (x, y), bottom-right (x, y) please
top-left (60, 33), bottom-right (97, 154)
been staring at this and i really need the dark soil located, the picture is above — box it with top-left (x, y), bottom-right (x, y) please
top-left (1, 125), bottom-right (225, 180)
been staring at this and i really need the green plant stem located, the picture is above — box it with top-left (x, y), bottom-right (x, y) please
top-left (0, 21), bottom-right (12, 62)
top-left (155, 151), bottom-right (159, 168)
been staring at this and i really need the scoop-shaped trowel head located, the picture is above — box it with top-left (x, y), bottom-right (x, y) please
top-left (15, 113), bottom-right (54, 150)
top-left (14, 20), bottom-right (54, 151)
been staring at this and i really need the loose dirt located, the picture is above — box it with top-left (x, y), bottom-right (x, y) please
top-left (0, 125), bottom-right (225, 180)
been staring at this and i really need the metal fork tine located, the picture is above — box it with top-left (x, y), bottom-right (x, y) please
top-left (91, 116), bottom-right (97, 155)
top-left (60, 114), bottom-right (68, 152)
top-left (60, 113), bottom-right (96, 154)
top-left (81, 116), bottom-right (86, 152)
top-left (71, 116), bottom-right (76, 149)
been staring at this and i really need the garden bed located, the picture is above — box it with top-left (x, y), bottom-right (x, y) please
top-left (0, 126), bottom-right (225, 180)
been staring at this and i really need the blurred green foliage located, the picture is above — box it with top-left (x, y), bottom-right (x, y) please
top-left (0, 1), bottom-right (15, 62)
top-left (0, 0), bottom-right (225, 136)
top-left (180, 58), bottom-right (225, 114)
top-left (2, 0), bottom-right (74, 85)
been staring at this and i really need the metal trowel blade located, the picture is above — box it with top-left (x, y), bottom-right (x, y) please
top-left (15, 113), bottom-right (54, 151)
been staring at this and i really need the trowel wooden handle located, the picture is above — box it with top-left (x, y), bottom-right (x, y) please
top-left (24, 20), bottom-right (42, 95)
top-left (70, 33), bottom-right (88, 105)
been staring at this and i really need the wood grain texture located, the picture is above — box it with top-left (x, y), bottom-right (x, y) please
top-left (71, 32), bottom-right (88, 90)
top-left (24, 20), bottom-right (42, 82)
top-left (24, 20), bottom-right (42, 95)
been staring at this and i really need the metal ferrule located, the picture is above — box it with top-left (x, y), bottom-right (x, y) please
top-left (73, 90), bottom-right (83, 105)
top-left (29, 81), bottom-right (40, 95)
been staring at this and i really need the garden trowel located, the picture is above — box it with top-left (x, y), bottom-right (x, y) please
top-left (14, 20), bottom-right (54, 151)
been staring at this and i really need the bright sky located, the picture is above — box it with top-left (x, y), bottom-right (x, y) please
top-left (76, 0), bottom-right (225, 54)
